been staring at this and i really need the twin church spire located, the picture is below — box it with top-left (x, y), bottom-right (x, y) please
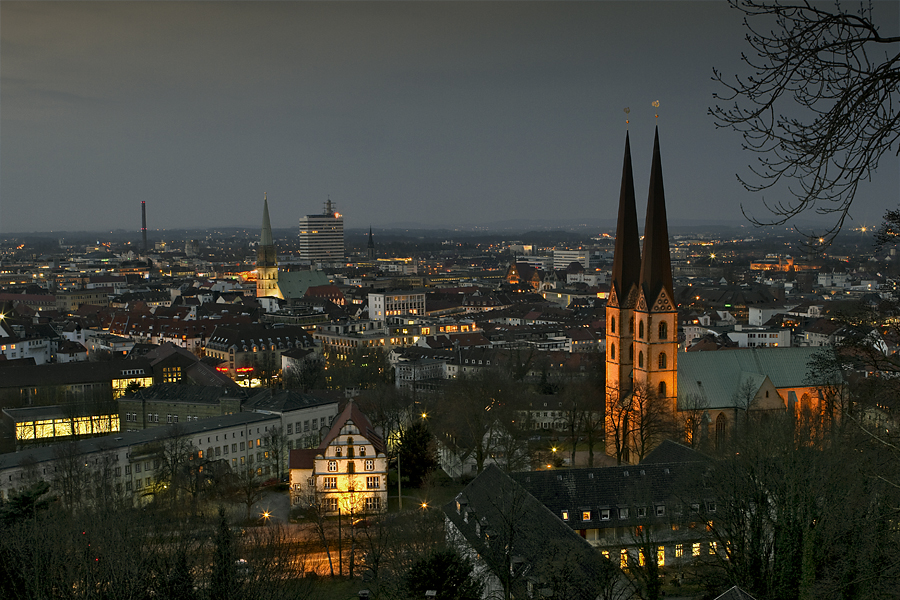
top-left (609, 127), bottom-right (674, 310)
top-left (606, 127), bottom-right (678, 463)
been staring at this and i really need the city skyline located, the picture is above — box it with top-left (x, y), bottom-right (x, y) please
top-left (2, 1), bottom-right (897, 235)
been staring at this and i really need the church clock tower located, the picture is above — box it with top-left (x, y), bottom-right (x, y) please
top-left (256, 194), bottom-right (282, 299)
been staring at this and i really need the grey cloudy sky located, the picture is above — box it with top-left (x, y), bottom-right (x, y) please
top-left (1, 1), bottom-right (897, 235)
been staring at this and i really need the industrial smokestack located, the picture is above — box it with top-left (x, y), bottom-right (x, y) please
top-left (141, 201), bottom-right (148, 253)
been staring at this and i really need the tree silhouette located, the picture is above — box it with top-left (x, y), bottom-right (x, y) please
top-left (711, 0), bottom-right (900, 243)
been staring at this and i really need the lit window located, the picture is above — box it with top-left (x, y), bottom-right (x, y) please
top-left (692, 543), bottom-right (701, 557)
top-left (328, 460), bottom-right (337, 472)
top-left (365, 459), bottom-right (374, 471)
top-left (657, 547), bottom-right (665, 567)
top-left (620, 549), bottom-right (628, 569)
top-left (366, 476), bottom-right (379, 489)
top-left (561, 510), bottom-right (569, 521)
top-left (582, 511), bottom-right (591, 521)
top-left (675, 544), bottom-right (683, 558)
top-left (323, 476), bottom-right (337, 489)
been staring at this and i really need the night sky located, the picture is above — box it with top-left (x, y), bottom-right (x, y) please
top-left (2, 1), bottom-right (897, 235)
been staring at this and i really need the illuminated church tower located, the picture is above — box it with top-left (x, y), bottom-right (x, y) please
top-left (256, 194), bottom-right (283, 299)
top-left (606, 128), bottom-right (678, 463)
top-left (632, 129), bottom-right (678, 411)
top-left (605, 133), bottom-right (642, 401)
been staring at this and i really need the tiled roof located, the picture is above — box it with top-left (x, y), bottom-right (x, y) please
top-left (444, 465), bottom-right (617, 600)
top-left (244, 389), bottom-right (337, 414)
top-left (512, 460), bottom-right (707, 531)
top-left (318, 400), bottom-right (384, 455)
top-left (677, 346), bottom-right (838, 410)
top-left (289, 448), bottom-right (317, 470)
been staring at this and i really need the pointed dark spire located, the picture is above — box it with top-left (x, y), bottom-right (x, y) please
top-left (260, 193), bottom-right (273, 247)
top-left (639, 127), bottom-right (674, 303)
top-left (258, 193), bottom-right (277, 270)
top-left (610, 132), bottom-right (642, 304)
top-left (367, 226), bottom-right (374, 249)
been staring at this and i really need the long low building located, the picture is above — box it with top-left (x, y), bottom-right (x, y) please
top-left (0, 393), bottom-right (339, 503)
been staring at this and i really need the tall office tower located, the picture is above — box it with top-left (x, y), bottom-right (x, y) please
top-left (257, 194), bottom-right (282, 299)
top-left (141, 201), bottom-right (148, 253)
top-left (298, 198), bottom-right (345, 261)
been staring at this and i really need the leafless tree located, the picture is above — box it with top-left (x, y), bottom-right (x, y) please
top-left (232, 466), bottom-right (268, 522)
top-left (678, 392), bottom-right (710, 450)
top-left (711, 0), bottom-right (900, 243)
top-left (437, 370), bottom-right (518, 475)
top-left (629, 383), bottom-right (676, 463)
top-left (51, 440), bottom-right (88, 511)
top-left (606, 385), bottom-right (632, 465)
top-left (263, 426), bottom-right (289, 481)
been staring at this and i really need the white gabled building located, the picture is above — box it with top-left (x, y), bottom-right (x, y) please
top-left (289, 400), bottom-right (388, 516)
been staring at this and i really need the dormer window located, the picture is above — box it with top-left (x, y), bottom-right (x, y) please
top-left (359, 446), bottom-right (366, 457)
top-left (335, 447), bottom-right (342, 457)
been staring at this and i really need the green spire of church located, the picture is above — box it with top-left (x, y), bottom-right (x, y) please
top-left (260, 192), bottom-right (274, 247)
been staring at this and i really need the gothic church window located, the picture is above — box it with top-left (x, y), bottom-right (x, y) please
top-left (610, 344), bottom-right (616, 360)
top-left (611, 317), bottom-right (616, 334)
top-left (639, 321), bottom-right (644, 339)
top-left (715, 414), bottom-right (727, 450)
top-left (658, 382), bottom-right (666, 397)
top-left (659, 321), bottom-right (668, 340)
top-left (638, 351), bottom-right (644, 368)
top-left (658, 353), bottom-right (667, 369)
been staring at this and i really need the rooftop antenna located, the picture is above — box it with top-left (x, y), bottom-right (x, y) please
top-left (652, 100), bottom-right (660, 119)
top-left (624, 107), bottom-right (630, 128)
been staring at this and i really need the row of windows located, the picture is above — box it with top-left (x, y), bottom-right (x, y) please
top-left (327, 459), bottom-right (376, 472)
top-left (287, 417), bottom-right (329, 435)
top-left (600, 542), bottom-right (719, 569)
top-left (319, 496), bottom-right (382, 512)
top-left (610, 317), bottom-right (669, 340)
top-left (609, 344), bottom-right (668, 369)
top-left (563, 502), bottom-right (715, 522)
top-left (321, 475), bottom-right (381, 490)
top-left (334, 446), bottom-right (366, 458)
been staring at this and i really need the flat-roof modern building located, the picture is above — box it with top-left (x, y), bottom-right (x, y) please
top-left (298, 199), bottom-right (344, 262)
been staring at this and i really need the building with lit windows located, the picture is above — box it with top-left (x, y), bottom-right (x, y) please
top-left (0, 396), bottom-right (337, 502)
top-left (203, 324), bottom-right (317, 382)
top-left (368, 290), bottom-right (426, 322)
top-left (288, 400), bottom-right (388, 515)
top-left (298, 199), bottom-right (344, 262)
